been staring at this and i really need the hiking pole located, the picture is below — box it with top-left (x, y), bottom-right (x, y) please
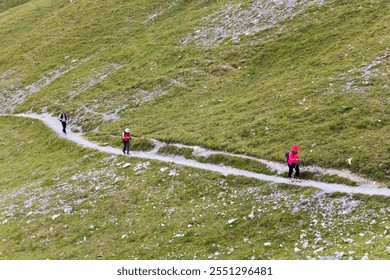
top-left (296, 156), bottom-right (304, 181)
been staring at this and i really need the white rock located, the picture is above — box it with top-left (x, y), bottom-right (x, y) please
top-left (334, 252), bottom-right (344, 259)
top-left (227, 218), bottom-right (238, 224)
top-left (314, 247), bottom-right (324, 254)
top-left (52, 214), bottom-right (61, 220)
top-left (64, 206), bottom-right (73, 214)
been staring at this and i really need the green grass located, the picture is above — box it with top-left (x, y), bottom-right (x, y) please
top-left (157, 144), bottom-right (195, 159)
top-left (0, 116), bottom-right (89, 193)
top-left (0, 0), bottom-right (30, 13)
top-left (157, 145), bottom-right (276, 175)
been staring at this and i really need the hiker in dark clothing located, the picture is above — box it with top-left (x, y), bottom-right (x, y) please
top-left (58, 110), bottom-right (68, 134)
top-left (122, 128), bottom-right (132, 155)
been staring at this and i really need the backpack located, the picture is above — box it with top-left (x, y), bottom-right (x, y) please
top-left (59, 113), bottom-right (67, 123)
top-left (285, 152), bottom-right (290, 163)
top-left (122, 132), bottom-right (131, 141)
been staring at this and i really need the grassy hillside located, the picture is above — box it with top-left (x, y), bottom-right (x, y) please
top-left (0, 0), bottom-right (30, 13)
top-left (0, 0), bottom-right (389, 183)
top-left (0, 116), bottom-right (390, 260)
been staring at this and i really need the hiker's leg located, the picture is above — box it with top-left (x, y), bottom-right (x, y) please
top-left (61, 122), bottom-right (66, 133)
top-left (123, 141), bottom-right (126, 153)
top-left (295, 164), bottom-right (300, 178)
top-left (126, 141), bottom-right (130, 154)
top-left (288, 164), bottom-right (294, 178)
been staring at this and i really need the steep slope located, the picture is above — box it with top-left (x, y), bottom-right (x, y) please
top-left (10, 113), bottom-right (390, 195)
top-left (0, 1), bottom-right (389, 180)
top-left (0, 0), bottom-right (31, 13)
top-left (1, 115), bottom-right (390, 260)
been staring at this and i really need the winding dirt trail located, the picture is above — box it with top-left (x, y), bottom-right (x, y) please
top-left (6, 113), bottom-right (390, 197)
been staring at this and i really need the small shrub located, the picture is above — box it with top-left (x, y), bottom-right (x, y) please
top-left (131, 137), bottom-right (155, 151)
top-left (157, 145), bottom-right (194, 159)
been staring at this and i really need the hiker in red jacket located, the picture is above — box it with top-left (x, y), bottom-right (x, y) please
top-left (122, 128), bottom-right (132, 155)
top-left (287, 145), bottom-right (301, 181)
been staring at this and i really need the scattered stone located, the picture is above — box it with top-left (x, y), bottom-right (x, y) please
top-left (133, 162), bottom-right (150, 172)
top-left (64, 206), bottom-right (73, 214)
top-left (183, 0), bottom-right (329, 46)
top-left (52, 214), bottom-right (61, 220)
top-left (159, 167), bottom-right (168, 172)
top-left (123, 163), bottom-right (131, 168)
top-left (314, 247), bottom-right (324, 254)
top-left (227, 218), bottom-right (238, 224)
top-left (334, 251), bottom-right (344, 259)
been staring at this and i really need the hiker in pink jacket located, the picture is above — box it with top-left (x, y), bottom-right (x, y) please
top-left (288, 145), bottom-right (301, 180)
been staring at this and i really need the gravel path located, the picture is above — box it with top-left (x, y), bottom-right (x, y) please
top-left (7, 113), bottom-right (390, 197)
